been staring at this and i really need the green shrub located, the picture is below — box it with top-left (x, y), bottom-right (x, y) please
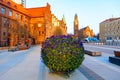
top-left (41, 35), bottom-right (84, 73)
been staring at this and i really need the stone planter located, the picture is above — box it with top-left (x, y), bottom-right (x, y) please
top-left (41, 35), bottom-right (84, 74)
top-left (114, 51), bottom-right (120, 57)
top-left (18, 44), bottom-right (29, 50)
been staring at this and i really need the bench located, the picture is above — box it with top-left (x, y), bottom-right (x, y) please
top-left (17, 45), bottom-right (29, 50)
top-left (109, 50), bottom-right (120, 66)
top-left (8, 47), bottom-right (18, 52)
top-left (85, 50), bottom-right (101, 56)
top-left (109, 56), bottom-right (120, 66)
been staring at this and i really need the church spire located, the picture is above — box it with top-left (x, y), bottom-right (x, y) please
top-left (62, 15), bottom-right (66, 24)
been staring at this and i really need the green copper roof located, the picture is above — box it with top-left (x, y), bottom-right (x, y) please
top-left (62, 15), bottom-right (66, 24)
top-left (75, 14), bottom-right (78, 20)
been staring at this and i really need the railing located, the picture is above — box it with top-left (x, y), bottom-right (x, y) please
top-left (86, 42), bottom-right (120, 46)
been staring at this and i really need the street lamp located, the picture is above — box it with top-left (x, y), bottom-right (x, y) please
top-left (38, 23), bottom-right (41, 27)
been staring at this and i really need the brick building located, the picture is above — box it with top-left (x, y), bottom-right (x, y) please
top-left (0, 0), bottom-right (67, 46)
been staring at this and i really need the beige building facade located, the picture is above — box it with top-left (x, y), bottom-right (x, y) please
top-left (100, 18), bottom-right (120, 45)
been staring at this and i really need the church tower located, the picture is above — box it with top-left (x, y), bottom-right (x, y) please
top-left (74, 14), bottom-right (79, 37)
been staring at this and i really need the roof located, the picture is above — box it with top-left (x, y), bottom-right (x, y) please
top-left (0, 0), bottom-right (50, 17)
top-left (26, 3), bottom-right (51, 18)
top-left (83, 27), bottom-right (87, 30)
top-left (26, 7), bottom-right (46, 17)
top-left (101, 18), bottom-right (120, 23)
top-left (80, 26), bottom-right (90, 30)
top-left (0, 0), bottom-right (29, 16)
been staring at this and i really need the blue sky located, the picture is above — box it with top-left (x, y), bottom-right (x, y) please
top-left (26, 0), bottom-right (120, 35)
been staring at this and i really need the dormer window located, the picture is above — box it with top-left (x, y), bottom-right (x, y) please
top-left (14, 5), bottom-right (17, 9)
top-left (7, 2), bottom-right (11, 6)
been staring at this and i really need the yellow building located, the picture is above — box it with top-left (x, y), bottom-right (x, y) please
top-left (100, 18), bottom-right (120, 45)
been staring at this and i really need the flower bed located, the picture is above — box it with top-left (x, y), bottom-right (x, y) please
top-left (41, 35), bottom-right (84, 74)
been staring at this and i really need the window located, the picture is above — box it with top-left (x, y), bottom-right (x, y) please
top-left (42, 31), bottom-right (44, 34)
top-left (114, 32), bottom-right (115, 34)
top-left (3, 18), bottom-right (9, 27)
top-left (1, 7), bottom-right (6, 14)
top-left (3, 32), bottom-right (6, 36)
top-left (25, 17), bottom-right (27, 22)
top-left (107, 37), bottom-right (112, 40)
top-left (39, 31), bottom-right (41, 36)
top-left (3, 18), bottom-right (7, 26)
top-left (9, 10), bottom-right (12, 16)
top-left (21, 15), bottom-right (23, 20)
top-left (16, 13), bottom-right (18, 19)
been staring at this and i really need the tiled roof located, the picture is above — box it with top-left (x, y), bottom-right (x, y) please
top-left (26, 7), bottom-right (46, 17)
top-left (0, 0), bottom-right (48, 17)
top-left (0, 0), bottom-right (29, 16)
top-left (102, 18), bottom-right (120, 23)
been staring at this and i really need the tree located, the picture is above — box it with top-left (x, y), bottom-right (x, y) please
top-left (54, 27), bottom-right (63, 36)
